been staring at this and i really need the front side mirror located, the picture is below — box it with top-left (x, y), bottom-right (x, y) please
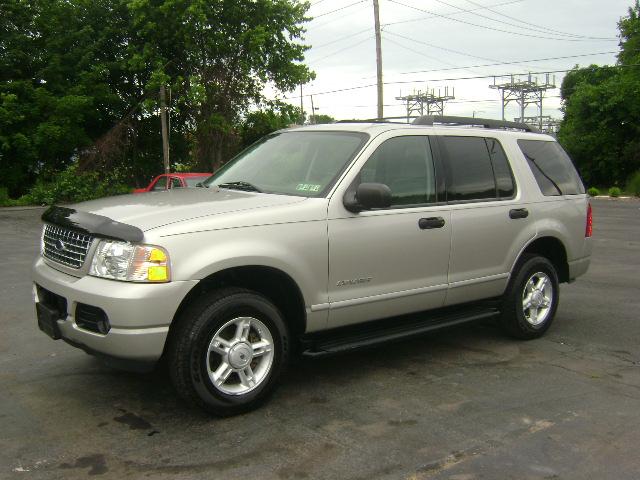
top-left (344, 182), bottom-right (392, 212)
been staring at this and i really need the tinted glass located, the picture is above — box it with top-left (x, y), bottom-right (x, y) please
top-left (358, 136), bottom-right (435, 206)
top-left (440, 136), bottom-right (496, 201)
top-left (204, 132), bottom-right (368, 197)
top-left (518, 140), bottom-right (585, 196)
top-left (486, 138), bottom-right (515, 198)
top-left (152, 177), bottom-right (167, 191)
top-left (170, 177), bottom-right (182, 188)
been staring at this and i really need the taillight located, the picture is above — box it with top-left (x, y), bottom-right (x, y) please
top-left (586, 202), bottom-right (593, 237)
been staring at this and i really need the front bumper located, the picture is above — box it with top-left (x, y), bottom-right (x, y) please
top-left (32, 257), bottom-right (198, 365)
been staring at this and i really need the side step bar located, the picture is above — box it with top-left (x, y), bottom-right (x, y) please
top-left (301, 305), bottom-right (500, 357)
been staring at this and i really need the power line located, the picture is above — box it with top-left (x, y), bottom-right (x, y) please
top-left (282, 65), bottom-right (640, 99)
top-left (385, 0), bottom-right (618, 42)
top-left (384, 37), bottom-right (462, 69)
top-left (367, 50), bottom-right (618, 80)
top-left (312, 28), bottom-right (370, 50)
top-left (463, 0), bottom-right (610, 40)
top-left (306, 35), bottom-right (375, 65)
top-left (382, 0), bottom-right (524, 27)
top-left (312, 0), bottom-right (367, 19)
top-left (433, 0), bottom-right (615, 40)
top-left (309, 2), bottom-right (370, 29)
top-left (384, 30), bottom-right (503, 64)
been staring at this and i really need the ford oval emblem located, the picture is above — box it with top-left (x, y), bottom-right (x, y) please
top-left (54, 239), bottom-right (67, 252)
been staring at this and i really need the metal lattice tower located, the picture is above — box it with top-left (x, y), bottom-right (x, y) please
top-left (519, 115), bottom-right (561, 135)
top-left (396, 86), bottom-right (455, 123)
top-left (490, 74), bottom-right (556, 130)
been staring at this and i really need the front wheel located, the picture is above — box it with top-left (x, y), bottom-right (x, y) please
top-left (500, 255), bottom-right (560, 339)
top-left (167, 288), bottom-right (289, 416)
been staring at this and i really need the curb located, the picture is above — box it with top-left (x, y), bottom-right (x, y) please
top-left (0, 206), bottom-right (48, 212)
top-left (592, 196), bottom-right (638, 200)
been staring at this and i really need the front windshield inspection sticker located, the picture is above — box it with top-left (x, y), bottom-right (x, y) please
top-left (296, 183), bottom-right (321, 192)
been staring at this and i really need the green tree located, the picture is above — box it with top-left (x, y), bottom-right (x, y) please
top-left (127, 0), bottom-right (314, 172)
top-left (1, 0), bottom-right (313, 197)
top-left (312, 114), bottom-right (335, 124)
top-left (558, 1), bottom-right (640, 186)
top-left (240, 103), bottom-right (300, 148)
top-left (0, 0), bottom-right (134, 196)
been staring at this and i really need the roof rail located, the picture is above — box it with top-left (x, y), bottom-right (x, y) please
top-left (412, 115), bottom-right (539, 133)
top-left (336, 117), bottom-right (407, 124)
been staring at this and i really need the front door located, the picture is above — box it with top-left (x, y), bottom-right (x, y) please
top-left (327, 135), bottom-right (451, 328)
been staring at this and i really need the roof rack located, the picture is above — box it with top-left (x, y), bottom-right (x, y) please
top-left (412, 115), bottom-right (539, 133)
top-left (336, 117), bottom-right (408, 124)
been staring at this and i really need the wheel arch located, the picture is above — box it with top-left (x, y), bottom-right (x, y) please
top-left (168, 265), bottom-right (307, 345)
top-left (513, 236), bottom-right (570, 283)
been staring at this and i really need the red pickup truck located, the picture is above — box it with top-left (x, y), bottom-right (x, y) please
top-left (133, 173), bottom-right (212, 193)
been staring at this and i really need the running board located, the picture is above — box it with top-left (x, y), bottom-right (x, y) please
top-left (301, 305), bottom-right (499, 357)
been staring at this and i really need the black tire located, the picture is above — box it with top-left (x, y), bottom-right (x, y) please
top-left (167, 287), bottom-right (290, 416)
top-left (500, 254), bottom-right (560, 340)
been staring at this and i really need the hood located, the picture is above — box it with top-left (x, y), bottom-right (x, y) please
top-left (70, 187), bottom-right (307, 231)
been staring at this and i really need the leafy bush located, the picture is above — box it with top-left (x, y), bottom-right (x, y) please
top-left (625, 171), bottom-right (640, 197)
top-left (0, 188), bottom-right (11, 207)
top-left (18, 164), bottom-right (131, 205)
top-left (587, 187), bottom-right (600, 197)
top-left (608, 186), bottom-right (622, 198)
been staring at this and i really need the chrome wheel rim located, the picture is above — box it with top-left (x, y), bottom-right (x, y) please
top-left (206, 316), bottom-right (274, 395)
top-left (522, 271), bottom-right (553, 326)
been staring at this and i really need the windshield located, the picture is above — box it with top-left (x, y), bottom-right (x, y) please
top-left (203, 131), bottom-right (369, 196)
top-left (183, 176), bottom-right (210, 187)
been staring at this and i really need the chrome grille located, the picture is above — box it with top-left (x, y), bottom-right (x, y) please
top-left (43, 224), bottom-right (93, 269)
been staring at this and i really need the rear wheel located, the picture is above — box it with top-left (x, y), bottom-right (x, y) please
top-left (500, 255), bottom-right (559, 339)
top-left (168, 288), bottom-right (289, 416)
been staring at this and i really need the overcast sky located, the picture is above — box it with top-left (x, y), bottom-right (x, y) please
top-left (274, 0), bottom-right (632, 122)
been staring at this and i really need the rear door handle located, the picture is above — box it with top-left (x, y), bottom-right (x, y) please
top-left (509, 208), bottom-right (529, 219)
top-left (419, 217), bottom-right (446, 229)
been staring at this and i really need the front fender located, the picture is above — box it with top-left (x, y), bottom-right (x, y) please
top-left (158, 221), bottom-right (329, 316)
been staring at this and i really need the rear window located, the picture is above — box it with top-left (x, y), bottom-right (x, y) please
top-left (518, 140), bottom-right (585, 196)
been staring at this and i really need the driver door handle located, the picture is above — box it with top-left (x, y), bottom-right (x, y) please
top-left (419, 217), bottom-right (446, 229)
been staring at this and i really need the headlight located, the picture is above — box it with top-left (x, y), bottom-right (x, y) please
top-left (89, 240), bottom-right (170, 282)
top-left (40, 226), bottom-right (46, 255)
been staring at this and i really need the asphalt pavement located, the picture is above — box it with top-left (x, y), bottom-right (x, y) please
top-left (1, 198), bottom-right (639, 479)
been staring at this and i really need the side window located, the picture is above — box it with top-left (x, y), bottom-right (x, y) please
top-left (518, 140), bottom-right (585, 196)
top-left (486, 138), bottom-right (515, 198)
top-left (152, 176), bottom-right (168, 191)
top-left (439, 136), bottom-right (496, 201)
top-left (170, 177), bottom-right (183, 189)
top-left (358, 136), bottom-right (436, 206)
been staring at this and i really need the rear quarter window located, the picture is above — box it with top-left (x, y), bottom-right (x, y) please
top-left (518, 140), bottom-right (585, 196)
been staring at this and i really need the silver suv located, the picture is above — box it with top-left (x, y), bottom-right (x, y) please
top-left (32, 116), bottom-right (592, 415)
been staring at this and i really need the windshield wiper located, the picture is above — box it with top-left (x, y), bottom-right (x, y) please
top-left (217, 181), bottom-right (262, 192)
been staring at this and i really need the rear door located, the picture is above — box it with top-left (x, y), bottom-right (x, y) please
top-left (327, 135), bottom-right (451, 328)
top-left (435, 135), bottom-right (536, 305)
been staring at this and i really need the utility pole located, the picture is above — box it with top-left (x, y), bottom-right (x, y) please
top-left (310, 95), bottom-right (316, 124)
top-left (159, 85), bottom-right (170, 174)
top-left (373, 0), bottom-right (383, 120)
top-left (299, 84), bottom-right (304, 124)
